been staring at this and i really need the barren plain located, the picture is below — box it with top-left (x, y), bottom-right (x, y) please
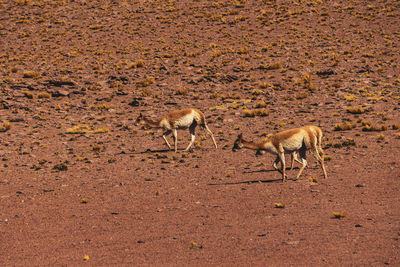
top-left (0, 0), bottom-right (399, 265)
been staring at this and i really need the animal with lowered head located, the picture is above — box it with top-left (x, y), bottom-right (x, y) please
top-left (135, 108), bottom-right (217, 152)
top-left (232, 125), bottom-right (327, 182)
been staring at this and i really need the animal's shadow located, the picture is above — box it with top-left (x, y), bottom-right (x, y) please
top-left (243, 166), bottom-right (300, 174)
top-left (207, 177), bottom-right (300, 186)
top-left (207, 179), bottom-right (280, 186)
top-left (208, 167), bottom-right (302, 186)
top-left (140, 148), bottom-right (171, 154)
top-left (117, 148), bottom-right (172, 155)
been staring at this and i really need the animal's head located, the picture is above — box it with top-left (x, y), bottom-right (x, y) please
top-left (232, 133), bottom-right (244, 152)
top-left (134, 113), bottom-right (146, 126)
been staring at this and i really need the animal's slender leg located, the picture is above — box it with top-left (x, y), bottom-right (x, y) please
top-left (311, 148), bottom-right (328, 179)
top-left (317, 140), bottom-right (327, 179)
top-left (273, 155), bottom-right (280, 170)
top-left (172, 129), bottom-right (178, 152)
top-left (309, 137), bottom-right (328, 179)
top-left (204, 125), bottom-right (218, 149)
top-left (290, 152), bottom-right (303, 170)
top-left (185, 123), bottom-right (197, 151)
top-left (296, 148), bottom-right (308, 179)
top-left (162, 130), bottom-right (172, 149)
top-left (278, 151), bottom-right (286, 182)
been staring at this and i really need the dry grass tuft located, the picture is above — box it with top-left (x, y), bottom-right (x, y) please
top-left (301, 73), bottom-right (316, 90)
top-left (128, 60), bottom-right (145, 68)
top-left (358, 119), bottom-right (372, 126)
top-left (190, 241), bottom-right (203, 249)
top-left (391, 124), bottom-right (399, 130)
top-left (346, 106), bottom-right (364, 114)
top-left (13, 0), bottom-right (30, 5)
top-left (334, 138), bottom-right (356, 148)
top-left (38, 92), bottom-right (52, 99)
top-left (344, 93), bottom-right (358, 101)
top-left (53, 161), bottom-right (68, 171)
top-left (376, 134), bottom-right (385, 141)
top-left (362, 124), bottom-right (387, 132)
top-left (274, 203), bottom-right (285, 208)
top-left (334, 122), bottom-right (356, 131)
top-left (66, 125), bottom-right (110, 134)
top-left (308, 177), bottom-right (318, 183)
top-left (23, 91), bottom-right (34, 99)
top-left (0, 121), bottom-right (11, 132)
top-left (254, 100), bottom-right (267, 108)
top-left (243, 109), bottom-right (269, 117)
top-left (136, 77), bottom-right (155, 87)
top-left (295, 92), bottom-right (309, 99)
top-left (258, 82), bottom-right (268, 89)
top-left (23, 70), bottom-right (41, 78)
top-left (175, 87), bottom-right (188, 95)
top-left (252, 89), bottom-right (264, 95)
top-left (332, 211), bottom-right (346, 219)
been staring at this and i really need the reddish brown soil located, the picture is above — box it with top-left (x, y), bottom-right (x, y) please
top-left (1, 0), bottom-right (399, 265)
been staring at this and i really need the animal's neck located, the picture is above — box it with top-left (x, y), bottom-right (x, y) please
top-left (242, 138), bottom-right (277, 155)
top-left (241, 139), bottom-right (265, 151)
top-left (261, 141), bottom-right (277, 155)
top-left (143, 117), bottom-right (162, 128)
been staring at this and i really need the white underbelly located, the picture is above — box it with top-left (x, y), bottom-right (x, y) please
top-left (282, 138), bottom-right (304, 152)
top-left (174, 115), bottom-right (194, 128)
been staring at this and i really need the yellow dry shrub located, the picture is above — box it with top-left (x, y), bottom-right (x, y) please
top-left (344, 93), bottom-right (358, 101)
top-left (295, 92), bottom-right (309, 99)
top-left (252, 89), bottom-right (264, 95)
top-left (362, 124), bottom-right (387, 132)
top-left (128, 60), bottom-right (145, 68)
top-left (38, 92), bottom-right (52, 99)
top-left (301, 73), bottom-right (316, 90)
top-left (358, 118), bottom-right (372, 126)
top-left (14, 0), bottom-right (30, 4)
top-left (255, 100), bottom-right (267, 108)
top-left (136, 77), bottom-right (155, 87)
top-left (23, 91), bottom-right (34, 99)
top-left (333, 211), bottom-right (346, 218)
top-left (308, 177), bottom-right (318, 183)
top-left (3, 77), bottom-right (14, 83)
top-left (334, 122), bottom-right (356, 131)
top-left (66, 125), bottom-right (110, 134)
top-left (0, 121), bottom-right (11, 132)
top-left (175, 87), bottom-right (187, 95)
top-left (243, 109), bottom-right (269, 117)
top-left (23, 70), bottom-right (41, 78)
top-left (258, 82), bottom-right (268, 89)
top-left (346, 106), bottom-right (364, 114)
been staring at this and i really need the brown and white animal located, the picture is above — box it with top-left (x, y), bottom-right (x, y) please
top-left (135, 108), bottom-right (217, 152)
top-left (232, 125), bottom-right (327, 182)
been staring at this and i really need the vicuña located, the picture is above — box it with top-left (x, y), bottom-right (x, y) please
top-left (135, 108), bottom-right (217, 152)
top-left (232, 125), bottom-right (327, 182)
